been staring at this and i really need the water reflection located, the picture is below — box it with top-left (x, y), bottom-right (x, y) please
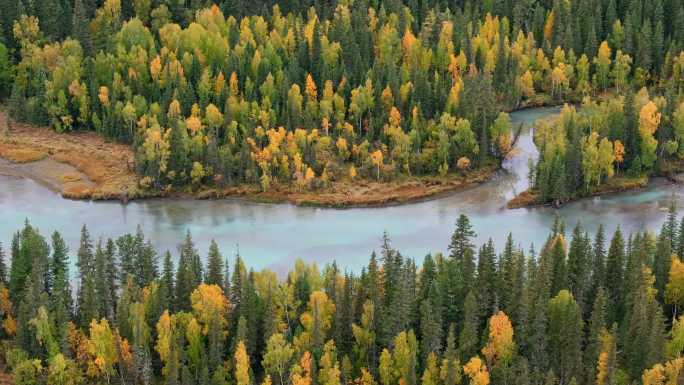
top-left (0, 106), bottom-right (674, 273)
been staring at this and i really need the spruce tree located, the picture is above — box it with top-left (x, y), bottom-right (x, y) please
top-left (94, 241), bottom-right (115, 321)
top-left (136, 238), bottom-right (158, 287)
top-left (160, 251), bottom-right (175, 311)
top-left (566, 224), bottom-right (590, 312)
top-left (205, 239), bottom-right (224, 286)
top-left (442, 323), bottom-right (460, 385)
top-left (78, 271), bottom-right (99, 329)
top-left (76, 225), bottom-right (94, 282)
top-left (547, 290), bottom-right (583, 385)
top-left (623, 268), bottom-right (665, 378)
top-left (637, 19), bottom-right (653, 71)
top-left (175, 230), bottom-right (200, 312)
top-left (419, 298), bottom-right (442, 363)
top-left (587, 225), bottom-right (606, 310)
top-left (0, 242), bottom-right (7, 285)
top-left (117, 232), bottom-right (137, 284)
top-left (49, 231), bottom-right (72, 353)
top-left (584, 287), bottom-right (607, 384)
top-left (9, 222), bottom-right (49, 303)
top-left (35, 0), bottom-right (62, 40)
top-left (459, 290), bottom-right (479, 362)
top-left (549, 235), bottom-right (567, 297)
top-left (104, 239), bottom-right (118, 311)
top-left (448, 214), bottom-right (476, 321)
top-left (231, 253), bottom-right (247, 324)
top-left (476, 239), bottom-right (497, 320)
top-left (605, 227), bottom-right (625, 325)
top-left (71, 0), bottom-right (91, 53)
top-left (677, 216), bottom-right (684, 258)
top-left (76, 225), bottom-right (100, 328)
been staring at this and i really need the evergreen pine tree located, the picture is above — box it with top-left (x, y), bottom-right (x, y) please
top-left (71, 0), bottom-right (91, 53)
top-left (549, 235), bottom-right (567, 297)
top-left (448, 214), bottom-right (476, 321)
top-left (136, 238), bottom-right (158, 288)
top-left (587, 225), bottom-right (606, 310)
top-left (160, 251), bottom-right (175, 311)
top-left (476, 239), bottom-right (497, 320)
top-left (175, 230), bottom-right (200, 312)
top-left (459, 290), bottom-right (479, 362)
top-left (36, 0), bottom-right (62, 40)
top-left (94, 241), bottom-right (115, 321)
top-left (49, 231), bottom-right (72, 353)
top-left (605, 227), bottom-right (625, 325)
top-left (442, 323), bottom-right (460, 385)
top-left (547, 290), bottom-right (583, 385)
top-left (0, 242), bottom-right (7, 285)
top-left (584, 287), bottom-right (607, 384)
top-left (567, 224), bottom-right (590, 312)
top-left (205, 239), bottom-right (224, 286)
top-left (623, 267), bottom-right (665, 378)
top-left (9, 222), bottom-right (48, 302)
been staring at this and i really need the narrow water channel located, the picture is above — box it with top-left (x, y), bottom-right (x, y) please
top-left (0, 106), bottom-right (678, 272)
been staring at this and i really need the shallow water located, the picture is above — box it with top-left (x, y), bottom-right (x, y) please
top-left (0, 106), bottom-right (679, 273)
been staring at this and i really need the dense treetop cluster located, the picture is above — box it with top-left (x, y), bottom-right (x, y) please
top-left (529, 86), bottom-right (684, 205)
top-left (4, 208), bottom-right (684, 385)
top-left (1, 0), bottom-right (684, 192)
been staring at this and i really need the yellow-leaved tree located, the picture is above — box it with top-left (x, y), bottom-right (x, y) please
top-left (291, 352), bottom-right (313, 385)
top-left (463, 357), bottom-right (489, 385)
top-left (642, 358), bottom-right (684, 385)
top-left (594, 41), bottom-right (612, 90)
top-left (235, 341), bottom-right (252, 385)
top-left (595, 330), bottom-right (617, 385)
top-left (481, 311), bottom-right (515, 368)
top-left (87, 319), bottom-right (119, 382)
top-left (294, 291), bottom-right (336, 354)
top-left (666, 256), bottom-right (684, 319)
top-left (639, 101), bottom-right (661, 170)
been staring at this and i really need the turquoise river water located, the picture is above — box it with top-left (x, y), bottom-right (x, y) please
top-left (1, 106), bottom-right (681, 272)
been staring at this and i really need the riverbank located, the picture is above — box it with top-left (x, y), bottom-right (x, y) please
top-left (0, 108), bottom-right (499, 208)
top-left (0, 109), bottom-right (142, 200)
top-left (507, 175), bottom-right (650, 209)
top-left (191, 165), bottom-right (497, 208)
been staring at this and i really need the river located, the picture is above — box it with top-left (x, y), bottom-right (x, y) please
top-left (0, 106), bottom-right (680, 272)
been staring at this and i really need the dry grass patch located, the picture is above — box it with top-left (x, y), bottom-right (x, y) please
top-left (60, 173), bottom-right (82, 183)
top-left (62, 183), bottom-right (92, 199)
top-left (0, 143), bottom-right (47, 163)
top-left (507, 190), bottom-right (539, 209)
top-left (53, 152), bottom-right (108, 184)
top-left (0, 108), bottom-right (141, 200)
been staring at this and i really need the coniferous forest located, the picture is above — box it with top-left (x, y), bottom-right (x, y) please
top-left (3, 210), bottom-right (684, 385)
top-left (5, 0), bottom-right (684, 384)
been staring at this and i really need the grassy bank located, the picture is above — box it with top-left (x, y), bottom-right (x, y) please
top-left (507, 175), bottom-right (650, 209)
top-left (0, 108), bottom-right (142, 200)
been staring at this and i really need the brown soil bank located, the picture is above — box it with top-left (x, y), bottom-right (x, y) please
top-left (0, 109), bottom-right (496, 207)
top-left (195, 166), bottom-right (497, 208)
top-left (507, 175), bottom-right (649, 209)
top-left (0, 109), bottom-right (138, 200)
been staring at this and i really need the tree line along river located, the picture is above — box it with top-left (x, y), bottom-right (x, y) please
top-left (0, 106), bottom-right (679, 272)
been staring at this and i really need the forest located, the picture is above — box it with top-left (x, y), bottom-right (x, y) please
top-left (3, 209), bottom-right (684, 385)
top-left (6, 0), bottom-right (684, 384)
top-left (1, 0), bottom-right (684, 198)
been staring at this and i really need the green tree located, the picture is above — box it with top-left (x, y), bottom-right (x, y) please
top-left (547, 290), bottom-right (583, 385)
top-left (263, 333), bottom-right (294, 385)
top-left (459, 291), bottom-right (479, 362)
top-left (205, 239), bottom-right (224, 286)
top-left (49, 232), bottom-right (72, 353)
